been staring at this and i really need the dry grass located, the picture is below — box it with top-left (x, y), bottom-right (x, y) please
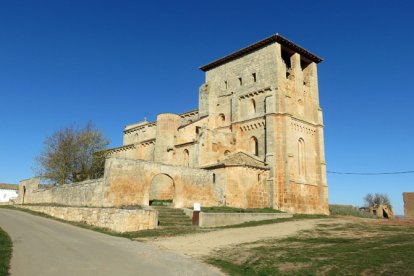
top-left (207, 219), bottom-right (414, 275)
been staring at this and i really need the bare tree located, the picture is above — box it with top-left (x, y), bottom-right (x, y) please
top-left (36, 122), bottom-right (109, 185)
top-left (364, 193), bottom-right (392, 208)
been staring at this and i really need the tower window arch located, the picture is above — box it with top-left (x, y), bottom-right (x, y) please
top-left (217, 113), bottom-right (225, 127)
top-left (249, 99), bottom-right (256, 114)
top-left (298, 138), bottom-right (306, 177)
top-left (183, 149), bottom-right (189, 167)
top-left (249, 136), bottom-right (259, 156)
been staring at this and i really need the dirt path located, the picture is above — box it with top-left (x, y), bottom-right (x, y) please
top-left (151, 218), bottom-right (348, 257)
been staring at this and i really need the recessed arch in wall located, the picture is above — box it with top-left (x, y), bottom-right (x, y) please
top-left (298, 138), bottom-right (306, 178)
top-left (249, 99), bottom-right (256, 114)
top-left (183, 149), bottom-right (189, 167)
top-left (216, 113), bottom-right (225, 127)
top-left (148, 173), bottom-right (174, 206)
top-left (249, 136), bottom-right (259, 156)
top-left (298, 99), bottom-right (304, 116)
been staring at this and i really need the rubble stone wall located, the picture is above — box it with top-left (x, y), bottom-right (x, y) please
top-left (19, 205), bottom-right (158, 232)
top-left (403, 192), bottom-right (414, 219)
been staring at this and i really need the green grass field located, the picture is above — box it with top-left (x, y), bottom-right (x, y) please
top-left (0, 227), bottom-right (12, 276)
top-left (207, 221), bottom-right (414, 275)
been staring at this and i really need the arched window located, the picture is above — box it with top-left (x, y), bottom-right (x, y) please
top-left (183, 149), bottom-right (189, 167)
top-left (250, 99), bottom-right (256, 114)
top-left (224, 150), bottom-right (231, 156)
top-left (298, 138), bottom-right (306, 177)
top-left (249, 136), bottom-right (259, 156)
top-left (217, 113), bottom-right (225, 127)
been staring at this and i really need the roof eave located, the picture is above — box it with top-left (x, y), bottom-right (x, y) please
top-left (199, 34), bottom-right (323, 72)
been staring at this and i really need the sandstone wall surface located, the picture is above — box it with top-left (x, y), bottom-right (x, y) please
top-left (181, 208), bottom-right (292, 227)
top-left (22, 179), bottom-right (105, 207)
top-left (19, 205), bottom-right (158, 232)
top-left (104, 157), bottom-right (222, 208)
top-left (403, 192), bottom-right (414, 219)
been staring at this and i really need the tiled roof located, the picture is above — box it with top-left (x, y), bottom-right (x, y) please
top-left (0, 183), bottom-right (19, 190)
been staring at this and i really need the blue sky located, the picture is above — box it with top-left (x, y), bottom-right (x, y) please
top-left (0, 1), bottom-right (413, 215)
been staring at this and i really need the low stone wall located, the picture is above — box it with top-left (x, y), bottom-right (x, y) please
top-left (403, 192), bottom-right (414, 219)
top-left (18, 205), bottom-right (158, 232)
top-left (182, 208), bottom-right (292, 227)
top-left (20, 179), bottom-right (106, 207)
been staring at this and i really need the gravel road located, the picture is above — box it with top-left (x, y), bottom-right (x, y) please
top-left (152, 218), bottom-right (346, 257)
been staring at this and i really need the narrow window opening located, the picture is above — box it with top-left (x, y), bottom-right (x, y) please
top-left (238, 77), bottom-right (243, 86)
top-left (298, 138), bottom-right (306, 177)
top-left (216, 113), bottom-right (225, 127)
top-left (183, 149), bottom-right (189, 167)
top-left (301, 58), bottom-right (311, 87)
top-left (249, 136), bottom-right (259, 156)
top-left (300, 59), bottom-right (311, 71)
top-left (251, 99), bottom-right (256, 114)
top-left (281, 48), bottom-right (294, 79)
top-left (224, 81), bottom-right (228, 89)
top-left (252, 73), bottom-right (257, 82)
top-left (212, 173), bottom-right (216, 183)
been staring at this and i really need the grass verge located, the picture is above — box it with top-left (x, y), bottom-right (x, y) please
top-left (199, 206), bottom-right (285, 213)
top-left (0, 205), bottom-right (326, 240)
top-left (207, 220), bottom-right (414, 275)
top-left (0, 227), bottom-right (12, 276)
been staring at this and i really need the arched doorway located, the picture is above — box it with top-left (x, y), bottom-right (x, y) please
top-left (148, 174), bottom-right (174, 206)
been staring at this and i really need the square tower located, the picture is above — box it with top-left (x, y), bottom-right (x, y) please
top-left (199, 34), bottom-right (328, 214)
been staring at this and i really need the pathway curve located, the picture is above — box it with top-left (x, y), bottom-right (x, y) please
top-left (151, 218), bottom-right (348, 257)
top-left (0, 208), bottom-right (221, 276)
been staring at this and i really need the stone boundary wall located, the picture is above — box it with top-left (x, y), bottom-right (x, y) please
top-left (403, 192), bottom-right (414, 219)
top-left (22, 179), bottom-right (106, 207)
top-left (182, 208), bottom-right (292, 227)
top-left (105, 157), bottom-right (221, 207)
top-left (18, 205), bottom-right (158, 232)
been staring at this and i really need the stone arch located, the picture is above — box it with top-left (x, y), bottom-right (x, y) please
top-left (249, 136), bottom-right (259, 156)
top-left (298, 138), bottom-right (306, 177)
top-left (298, 99), bottom-right (304, 116)
top-left (224, 150), bottom-right (231, 156)
top-left (148, 173), bottom-right (175, 205)
top-left (183, 149), bottom-right (189, 167)
top-left (216, 113), bottom-right (225, 127)
top-left (249, 99), bottom-right (256, 114)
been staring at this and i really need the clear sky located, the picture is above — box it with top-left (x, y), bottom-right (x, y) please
top-left (0, 1), bottom-right (413, 215)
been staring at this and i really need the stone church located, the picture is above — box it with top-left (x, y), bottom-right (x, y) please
top-left (102, 34), bottom-right (329, 214)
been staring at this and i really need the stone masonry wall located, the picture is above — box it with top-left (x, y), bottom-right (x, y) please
top-left (19, 205), bottom-right (158, 232)
top-left (104, 157), bottom-right (221, 208)
top-left (22, 179), bottom-right (106, 207)
top-left (403, 192), bottom-right (414, 219)
top-left (223, 166), bottom-right (270, 208)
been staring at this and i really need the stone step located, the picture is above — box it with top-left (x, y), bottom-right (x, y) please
top-left (159, 222), bottom-right (193, 227)
top-left (158, 213), bottom-right (189, 217)
top-left (159, 218), bottom-right (192, 223)
top-left (153, 206), bottom-right (193, 228)
top-left (157, 211), bottom-right (188, 215)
